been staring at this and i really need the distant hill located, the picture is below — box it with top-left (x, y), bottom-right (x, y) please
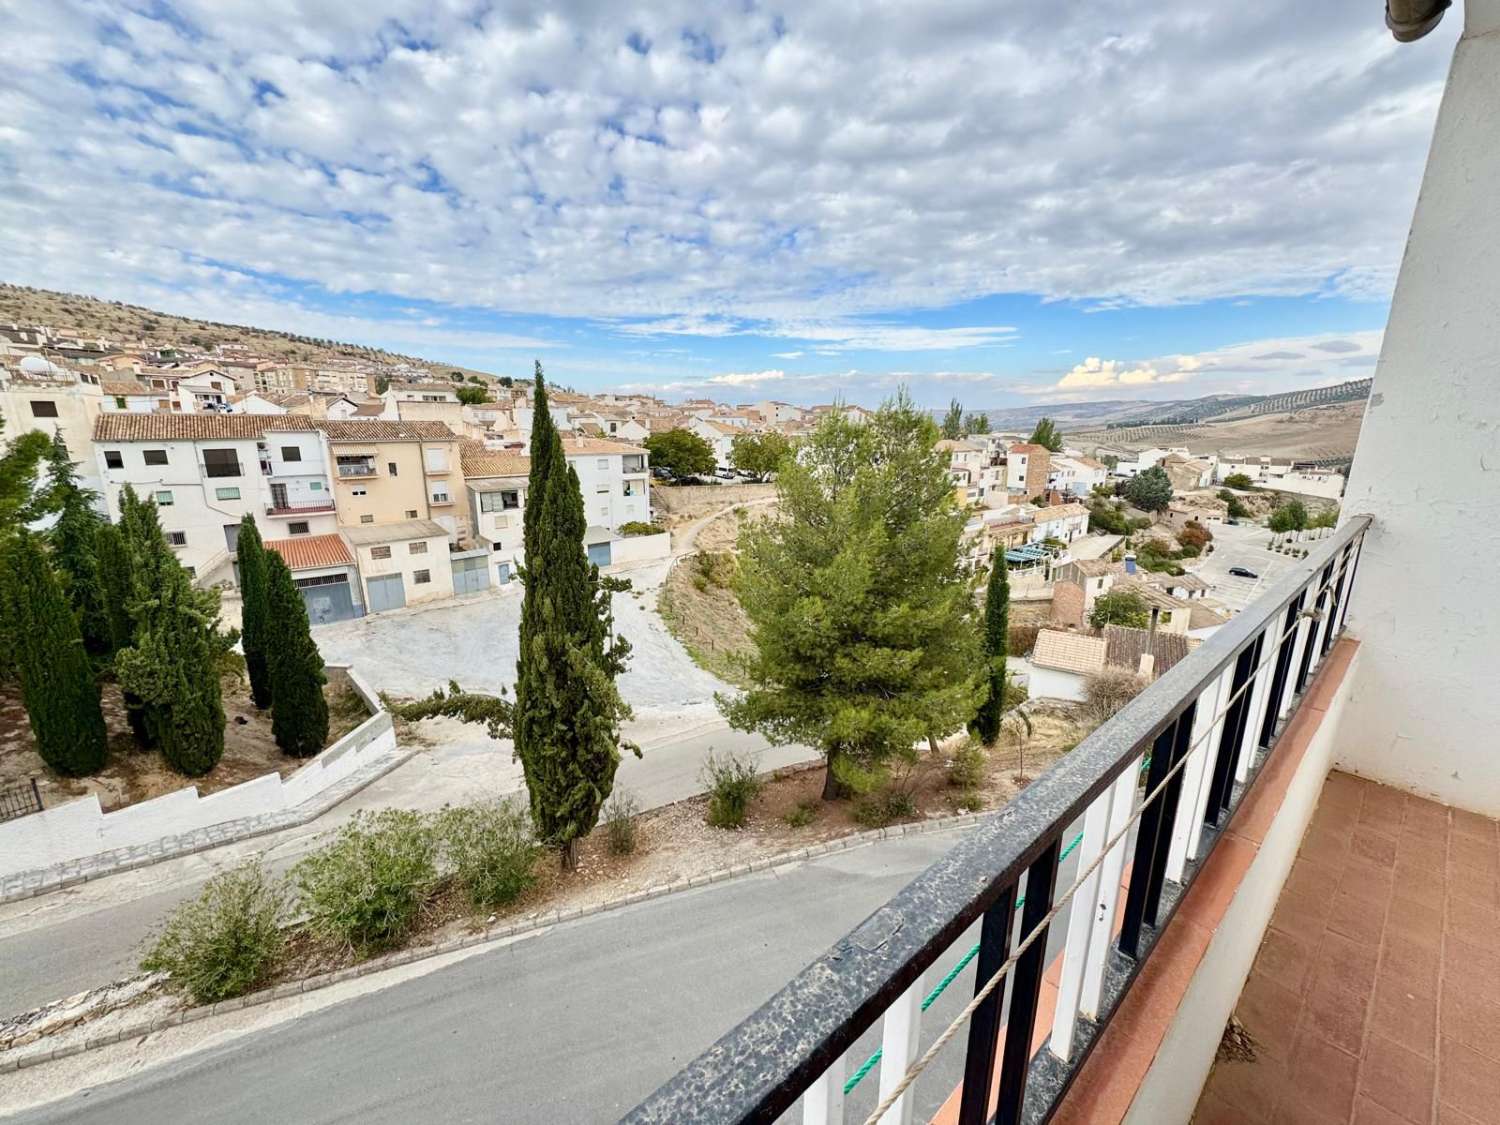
top-left (0, 282), bottom-right (502, 384)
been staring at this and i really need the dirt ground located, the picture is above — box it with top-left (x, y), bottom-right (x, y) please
top-left (1067, 401), bottom-right (1365, 462)
top-left (692, 500), bottom-right (779, 552)
top-left (650, 482), bottom-right (776, 528)
top-left (656, 554), bottom-right (754, 687)
top-left (0, 671), bottom-right (370, 813)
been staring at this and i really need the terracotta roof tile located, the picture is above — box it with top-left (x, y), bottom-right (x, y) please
top-left (460, 440), bottom-right (531, 478)
top-left (93, 414), bottom-right (317, 441)
top-left (264, 533), bottom-right (353, 571)
top-left (314, 420), bottom-right (458, 442)
top-left (1103, 625), bottom-right (1192, 676)
top-left (1031, 630), bottom-right (1108, 674)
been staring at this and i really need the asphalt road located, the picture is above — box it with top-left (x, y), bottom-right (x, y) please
top-left (0, 722), bottom-right (815, 1017)
top-left (1191, 521), bottom-right (1300, 612)
top-left (8, 824), bottom-right (1090, 1125)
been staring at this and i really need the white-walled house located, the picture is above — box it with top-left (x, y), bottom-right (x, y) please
top-left (342, 519), bottom-right (455, 611)
top-left (92, 414), bottom-right (338, 582)
top-left (562, 437), bottom-right (651, 529)
top-left (174, 369), bottom-right (239, 412)
top-left (1049, 455), bottom-right (1109, 497)
top-left (460, 443), bottom-right (529, 586)
top-left (688, 417), bottom-right (738, 470)
top-left (1030, 502), bottom-right (1090, 544)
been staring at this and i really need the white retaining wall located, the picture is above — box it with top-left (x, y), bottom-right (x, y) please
top-left (610, 531), bottom-right (672, 565)
top-left (0, 665), bottom-right (395, 880)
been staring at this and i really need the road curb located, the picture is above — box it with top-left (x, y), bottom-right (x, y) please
top-left (0, 809), bottom-right (986, 1074)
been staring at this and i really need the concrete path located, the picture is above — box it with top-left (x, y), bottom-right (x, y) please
top-left (4, 824), bottom-right (1084, 1125)
top-left (670, 495), bottom-right (778, 556)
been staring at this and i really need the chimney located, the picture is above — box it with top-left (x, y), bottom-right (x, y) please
top-left (1124, 552), bottom-right (1137, 575)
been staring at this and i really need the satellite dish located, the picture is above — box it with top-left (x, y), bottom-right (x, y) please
top-left (18, 355), bottom-right (52, 375)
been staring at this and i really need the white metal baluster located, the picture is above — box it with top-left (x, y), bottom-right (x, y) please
top-left (1186, 668), bottom-right (1235, 863)
top-left (1235, 633), bottom-right (1274, 783)
top-left (803, 1049), bottom-right (847, 1125)
top-left (1050, 791), bottom-right (1111, 1061)
top-left (1078, 764), bottom-right (1138, 1019)
top-left (875, 974), bottom-right (923, 1125)
top-left (1166, 677), bottom-right (1223, 881)
top-left (1277, 600), bottom-right (1312, 721)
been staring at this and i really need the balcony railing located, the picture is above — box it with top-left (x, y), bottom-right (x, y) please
top-left (336, 461), bottom-right (377, 478)
top-left (626, 515), bottom-right (1371, 1125)
top-left (265, 498), bottom-right (337, 517)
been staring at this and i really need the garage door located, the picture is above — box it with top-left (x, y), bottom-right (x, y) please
top-left (295, 575), bottom-right (358, 625)
top-left (452, 554), bottom-right (490, 595)
top-left (587, 541), bottom-right (612, 567)
top-left (366, 574), bottom-right (406, 614)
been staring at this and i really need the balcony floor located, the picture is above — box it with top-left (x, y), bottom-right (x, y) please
top-left (1195, 771), bottom-right (1500, 1125)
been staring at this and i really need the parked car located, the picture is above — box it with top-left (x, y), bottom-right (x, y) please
top-left (651, 467), bottom-right (672, 480)
top-left (1228, 566), bottom-right (1259, 579)
top-left (714, 467), bottom-right (736, 479)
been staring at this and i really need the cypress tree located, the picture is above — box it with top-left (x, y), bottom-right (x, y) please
top-left (115, 486), bottom-right (226, 775)
top-left (970, 548), bottom-right (1011, 746)
top-left (45, 433), bottom-right (110, 655)
top-left (514, 362), bottom-right (635, 870)
top-left (96, 521), bottom-right (135, 656)
top-left (0, 532), bottom-right (107, 775)
top-left (265, 552), bottom-right (328, 758)
top-left (237, 516), bottom-right (273, 709)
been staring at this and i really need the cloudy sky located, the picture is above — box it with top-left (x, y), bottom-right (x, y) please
top-left (0, 1), bottom-right (1458, 406)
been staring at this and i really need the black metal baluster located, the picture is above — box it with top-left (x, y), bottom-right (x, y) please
top-left (1142, 700), bottom-right (1197, 926)
top-left (1294, 566), bottom-right (1330, 696)
top-left (1336, 536), bottom-right (1363, 634)
top-left (958, 885), bottom-right (1017, 1125)
top-left (1206, 645), bottom-right (1256, 824)
top-left (1322, 544), bottom-right (1353, 656)
top-left (1257, 595), bottom-right (1304, 749)
top-left (994, 841), bottom-right (1060, 1125)
top-left (1119, 722), bottom-right (1178, 958)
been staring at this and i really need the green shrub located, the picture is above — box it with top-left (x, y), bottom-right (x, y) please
top-left (954, 791), bottom-right (985, 813)
top-left (141, 862), bottom-right (286, 1004)
top-left (618, 521), bottom-right (665, 537)
top-left (603, 789), bottom-right (641, 855)
top-left (949, 742), bottom-right (987, 790)
top-left (782, 799), bottom-right (818, 828)
top-left (437, 798), bottom-right (540, 908)
top-left (852, 788), bottom-right (918, 828)
top-left (694, 550), bottom-right (737, 590)
top-left (294, 810), bottom-right (437, 956)
top-left (701, 749), bottom-right (763, 828)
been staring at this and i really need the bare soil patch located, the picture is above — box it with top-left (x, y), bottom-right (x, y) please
top-left (650, 482), bottom-right (776, 528)
top-left (0, 669), bottom-right (370, 813)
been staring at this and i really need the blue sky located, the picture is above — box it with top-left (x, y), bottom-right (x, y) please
top-left (0, 2), bottom-right (1457, 407)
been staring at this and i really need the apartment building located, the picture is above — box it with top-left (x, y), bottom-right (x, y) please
top-left (0, 359), bottom-right (108, 490)
top-left (1048, 454), bottom-right (1108, 497)
top-left (91, 414), bottom-right (337, 581)
top-left (561, 436), bottom-right (651, 529)
top-left (1006, 442), bottom-right (1052, 498)
top-left (460, 442), bottom-right (529, 585)
top-left (687, 417), bottom-right (739, 470)
top-left (314, 420), bottom-right (470, 546)
top-left (341, 519), bottom-right (455, 611)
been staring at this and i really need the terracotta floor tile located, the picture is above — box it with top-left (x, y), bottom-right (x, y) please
top-left (1383, 897), bottom-right (1443, 949)
top-left (1286, 856), bottom-right (1346, 903)
top-left (1326, 889), bottom-right (1388, 946)
top-left (1304, 976), bottom-right (1371, 1055)
top-left (1402, 795), bottom-right (1450, 828)
top-left (1370, 978), bottom-right (1437, 1058)
top-left (1449, 808), bottom-right (1498, 844)
top-left (1352, 1095), bottom-right (1420, 1125)
top-left (1302, 824), bottom-right (1354, 865)
top-left (1288, 1031), bottom-right (1361, 1121)
top-left (1340, 858), bottom-right (1398, 907)
top-left (1439, 986), bottom-right (1500, 1063)
top-left (1396, 836), bottom-right (1448, 872)
top-left (1382, 932), bottom-right (1441, 997)
top-left (1257, 926), bottom-right (1315, 995)
top-left (1448, 836), bottom-right (1499, 876)
top-left (1322, 770), bottom-right (1369, 807)
top-left (1273, 888), bottom-right (1336, 948)
top-left (1361, 788), bottom-right (1410, 831)
top-left (1205, 1058), bottom-right (1280, 1124)
top-left (1446, 871), bottom-right (1499, 911)
top-left (1446, 897), bottom-right (1500, 949)
top-left (1352, 828), bottom-right (1400, 868)
top-left (1437, 1102), bottom-right (1486, 1125)
top-left (1195, 1090), bottom-right (1255, 1125)
top-left (1313, 931), bottom-right (1382, 996)
top-left (1442, 936), bottom-right (1500, 984)
top-left (1273, 1100), bottom-right (1348, 1125)
top-left (1238, 972), bottom-right (1306, 1063)
top-left (1438, 1037), bottom-right (1500, 1120)
top-left (1358, 1033), bottom-right (1435, 1124)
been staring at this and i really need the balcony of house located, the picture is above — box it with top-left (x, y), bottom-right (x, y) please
top-left (335, 456), bottom-right (378, 478)
top-left (265, 497), bottom-right (337, 518)
top-left (429, 490), bottom-right (455, 507)
top-left (624, 512), bottom-right (1499, 1125)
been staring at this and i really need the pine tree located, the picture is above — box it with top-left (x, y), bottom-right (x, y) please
top-left (237, 516), bottom-right (273, 709)
top-left (970, 548), bottom-right (1010, 746)
top-left (265, 552), bottom-right (328, 758)
top-left (725, 389), bottom-right (984, 799)
top-left (514, 362), bottom-right (635, 870)
top-left (1029, 417), bottom-right (1064, 452)
top-left (941, 398), bottom-right (964, 440)
top-left (0, 532), bottom-right (107, 775)
top-left (44, 433), bottom-right (110, 655)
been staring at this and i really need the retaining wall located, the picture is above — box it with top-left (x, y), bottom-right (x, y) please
top-left (0, 665), bottom-right (395, 882)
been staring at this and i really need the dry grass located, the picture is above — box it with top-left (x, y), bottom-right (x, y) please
top-left (1067, 401), bottom-right (1365, 463)
top-left (657, 553), bottom-right (753, 687)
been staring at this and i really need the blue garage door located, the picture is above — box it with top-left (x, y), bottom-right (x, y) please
top-left (366, 574), bottom-right (406, 614)
top-left (295, 575), bottom-right (358, 625)
top-left (587, 541), bottom-right (612, 567)
top-left (453, 554), bottom-right (490, 595)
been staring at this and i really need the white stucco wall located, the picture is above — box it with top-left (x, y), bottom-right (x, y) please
top-left (1124, 646), bottom-right (1359, 1125)
top-left (0, 667), bottom-right (396, 883)
top-left (1027, 666), bottom-right (1088, 703)
top-left (1334, 2), bottom-right (1500, 816)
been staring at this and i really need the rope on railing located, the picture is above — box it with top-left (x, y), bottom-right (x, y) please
top-left (841, 829), bottom-right (1087, 1095)
top-left (857, 547), bottom-right (1355, 1125)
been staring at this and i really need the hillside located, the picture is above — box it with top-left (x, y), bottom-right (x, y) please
top-left (1064, 400), bottom-right (1367, 464)
top-left (0, 283), bottom-right (501, 383)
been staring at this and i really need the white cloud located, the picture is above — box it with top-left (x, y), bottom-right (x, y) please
top-left (1054, 356), bottom-right (1195, 390)
top-left (0, 1), bottom-right (1454, 341)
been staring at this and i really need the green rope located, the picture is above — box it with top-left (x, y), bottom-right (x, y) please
top-left (841, 828), bottom-right (1086, 1095)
